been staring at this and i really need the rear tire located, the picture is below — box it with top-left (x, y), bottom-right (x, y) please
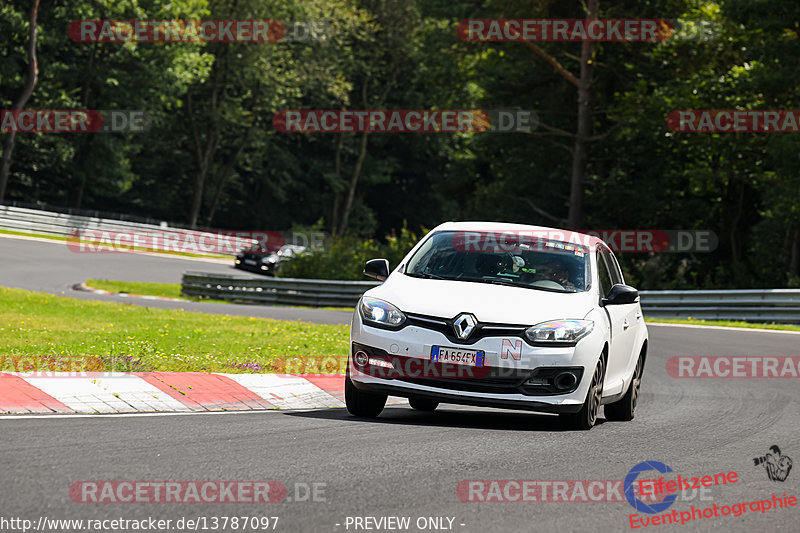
top-left (345, 372), bottom-right (387, 418)
top-left (409, 398), bottom-right (439, 412)
top-left (604, 351), bottom-right (644, 421)
top-left (559, 356), bottom-right (605, 431)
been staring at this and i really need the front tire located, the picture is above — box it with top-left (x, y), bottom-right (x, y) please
top-left (345, 372), bottom-right (387, 418)
top-left (560, 356), bottom-right (605, 431)
top-left (409, 397), bottom-right (439, 411)
top-left (604, 350), bottom-right (644, 421)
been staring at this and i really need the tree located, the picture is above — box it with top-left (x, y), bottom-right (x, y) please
top-left (329, 0), bottom-right (421, 237)
top-left (0, 0), bottom-right (40, 203)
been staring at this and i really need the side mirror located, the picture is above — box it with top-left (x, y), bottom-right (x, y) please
top-left (364, 258), bottom-right (390, 281)
top-left (602, 283), bottom-right (639, 306)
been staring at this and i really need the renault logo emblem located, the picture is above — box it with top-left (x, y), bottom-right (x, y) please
top-left (453, 313), bottom-right (477, 340)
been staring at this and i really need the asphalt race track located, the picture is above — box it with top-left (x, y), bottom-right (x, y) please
top-left (2, 237), bottom-right (799, 531)
top-left (2, 326), bottom-right (799, 532)
top-left (0, 236), bottom-right (352, 324)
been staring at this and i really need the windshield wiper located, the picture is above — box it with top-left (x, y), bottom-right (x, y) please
top-left (488, 278), bottom-right (517, 286)
top-left (458, 277), bottom-right (517, 286)
top-left (406, 272), bottom-right (447, 280)
top-left (461, 277), bottom-right (565, 292)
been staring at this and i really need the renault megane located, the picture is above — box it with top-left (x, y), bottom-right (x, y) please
top-left (346, 222), bottom-right (648, 430)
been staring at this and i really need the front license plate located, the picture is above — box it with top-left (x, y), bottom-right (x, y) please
top-left (431, 346), bottom-right (485, 367)
top-left (244, 259), bottom-right (257, 265)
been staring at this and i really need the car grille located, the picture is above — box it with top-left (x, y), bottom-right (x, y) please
top-left (405, 313), bottom-right (528, 346)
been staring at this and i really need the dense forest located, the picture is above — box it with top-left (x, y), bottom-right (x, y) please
top-left (1, 0), bottom-right (799, 289)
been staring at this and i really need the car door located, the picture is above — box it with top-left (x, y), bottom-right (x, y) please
top-left (596, 247), bottom-right (636, 395)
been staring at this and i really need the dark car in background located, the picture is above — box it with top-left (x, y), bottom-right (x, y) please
top-left (235, 244), bottom-right (306, 276)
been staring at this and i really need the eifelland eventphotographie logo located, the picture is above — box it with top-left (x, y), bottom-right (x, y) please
top-left (754, 446), bottom-right (793, 482)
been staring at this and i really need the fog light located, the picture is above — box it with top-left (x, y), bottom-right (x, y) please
top-left (354, 351), bottom-right (369, 367)
top-left (368, 357), bottom-right (393, 369)
top-left (235, 259), bottom-right (241, 264)
top-left (260, 265), bottom-right (268, 270)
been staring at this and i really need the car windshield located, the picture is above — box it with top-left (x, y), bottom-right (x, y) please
top-left (405, 230), bottom-right (590, 293)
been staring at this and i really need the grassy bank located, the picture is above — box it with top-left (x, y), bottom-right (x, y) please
top-left (86, 279), bottom-right (186, 300)
top-left (85, 279), bottom-right (354, 311)
top-left (0, 287), bottom-right (349, 373)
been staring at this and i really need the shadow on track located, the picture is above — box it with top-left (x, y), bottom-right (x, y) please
top-left (282, 405), bottom-right (608, 432)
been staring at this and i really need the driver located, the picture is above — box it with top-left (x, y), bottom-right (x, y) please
top-left (541, 257), bottom-right (575, 289)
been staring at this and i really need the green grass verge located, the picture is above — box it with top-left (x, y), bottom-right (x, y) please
top-left (0, 287), bottom-right (349, 373)
top-left (87, 278), bottom-right (186, 300)
top-left (86, 278), bottom-right (231, 305)
top-left (0, 228), bottom-right (66, 241)
top-left (85, 278), bottom-right (355, 311)
top-left (646, 318), bottom-right (800, 332)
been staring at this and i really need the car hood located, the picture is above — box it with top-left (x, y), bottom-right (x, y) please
top-left (365, 273), bottom-right (595, 325)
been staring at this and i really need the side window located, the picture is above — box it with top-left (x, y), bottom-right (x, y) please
top-left (596, 251), bottom-right (613, 297)
top-left (602, 248), bottom-right (624, 286)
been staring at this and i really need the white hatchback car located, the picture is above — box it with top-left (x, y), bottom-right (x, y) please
top-left (346, 222), bottom-right (648, 430)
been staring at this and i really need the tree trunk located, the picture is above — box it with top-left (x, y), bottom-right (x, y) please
top-left (789, 227), bottom-right (800, 281)
top-left (0, 0), bottom-right (40, 203)
top-left (186, 86), bottom-right (220, 228)
top-left (71, 44), bottom-right (96, 209)
top-left (330, 132), bottom-right (345, 234)
top-left (334, 67), bottom-right (397, 236)
top-left (206, 122), bottom-right (253, 225)
top-left (336, 131), bottom-right (369, 236)
top-left (567, 0), bottom-right (598, 229)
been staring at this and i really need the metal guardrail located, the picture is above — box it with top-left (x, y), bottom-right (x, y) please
top-left (639, 289), bottom-right (800, 323)
top-left (0, 205), bottom-right (172, 237)
top-left (0, 205), bottom-right (249, 255)
top-left (182, 272), bottom-right (800, 323)
top-left (2, 200), bottom-right (184, 227)
top-left (182, 272), bottom-right (380, 307)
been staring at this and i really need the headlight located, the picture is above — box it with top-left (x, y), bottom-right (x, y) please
top-left (359, 297), bottom-right (406, 328)
top-left (525, 320), bottom-right (593, 345)
top-left (261, 254), bottom-right (278, 263)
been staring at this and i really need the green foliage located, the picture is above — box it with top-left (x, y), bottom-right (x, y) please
top-left (279, 224), bottom-right (426, 280)
top-left (2, 0), bottom-right (800, 288)
top-left (0, 286), bottom-right (349, 372)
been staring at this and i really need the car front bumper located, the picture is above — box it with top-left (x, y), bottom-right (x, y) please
top-left (349, 311), bottom-right (606, 413)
